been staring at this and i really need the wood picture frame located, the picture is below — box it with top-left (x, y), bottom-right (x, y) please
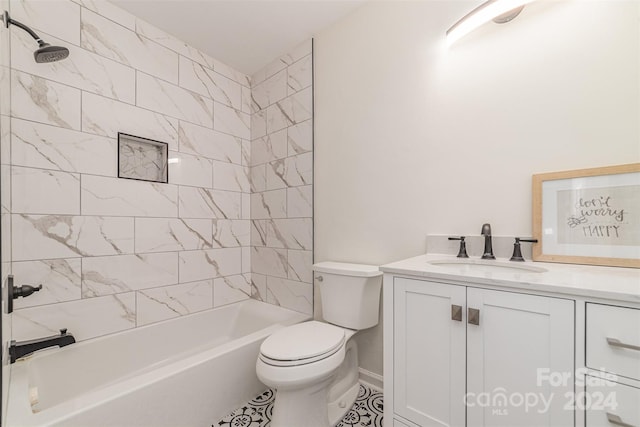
top-left (532, 163), bottom-right (640, 268)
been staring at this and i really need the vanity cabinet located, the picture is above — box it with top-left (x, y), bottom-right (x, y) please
top-left (391, 277), bottom-right (574, 427)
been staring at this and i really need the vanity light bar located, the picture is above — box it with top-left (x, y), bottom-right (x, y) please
top-left (446, 0), bottom-right (535, 46)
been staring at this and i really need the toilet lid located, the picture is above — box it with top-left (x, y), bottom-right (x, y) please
top-left (260, 321), bottom-right (345, 363)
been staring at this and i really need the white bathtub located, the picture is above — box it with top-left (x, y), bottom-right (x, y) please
top-left (7, 299), bottom-right (309, 426)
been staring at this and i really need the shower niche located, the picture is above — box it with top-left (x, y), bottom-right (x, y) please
top-left (118, 133), bottom-right (168, 183)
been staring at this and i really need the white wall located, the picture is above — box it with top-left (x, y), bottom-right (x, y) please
top-left (314, 0), bottom-right (640, 376)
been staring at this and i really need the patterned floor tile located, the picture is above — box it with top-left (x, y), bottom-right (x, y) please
top-left (217, 384), bottom-right (383, 427)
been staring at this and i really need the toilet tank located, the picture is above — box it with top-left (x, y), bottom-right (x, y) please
top-left (312, 262), bottom-right (382, 330)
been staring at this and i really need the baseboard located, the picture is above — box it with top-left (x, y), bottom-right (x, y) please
top-left (358, 368), bottom-right (383, 392)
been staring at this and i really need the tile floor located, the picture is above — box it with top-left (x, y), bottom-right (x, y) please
top-left (217, 383), bottom-right (383, 427)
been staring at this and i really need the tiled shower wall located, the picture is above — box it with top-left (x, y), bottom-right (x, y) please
top-left (6, 0), bottom-right (261, 343)
top-left (249, 42), bottom-right (313, 315)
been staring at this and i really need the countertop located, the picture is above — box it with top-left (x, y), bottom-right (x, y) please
top-left (380, 254), bottom-right (640, 304)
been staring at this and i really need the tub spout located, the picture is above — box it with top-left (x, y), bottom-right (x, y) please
top-left (9, 328), bottom-right (75, 363)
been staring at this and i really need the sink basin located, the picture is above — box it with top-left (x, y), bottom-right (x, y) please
top-left (428, 259), bottom-right (547, 274)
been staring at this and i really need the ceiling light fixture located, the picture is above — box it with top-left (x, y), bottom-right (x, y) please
top-left (446, 0), bottom-right (535, 46)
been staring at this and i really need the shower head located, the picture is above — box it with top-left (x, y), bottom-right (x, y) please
top-left (34, 40), bottom-right (69, 63)
top-left (2, 10), bottom-right (69, 63)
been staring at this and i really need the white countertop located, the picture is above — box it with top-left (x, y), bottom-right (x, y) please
top-left (380, 254), bottom-right (640, 304)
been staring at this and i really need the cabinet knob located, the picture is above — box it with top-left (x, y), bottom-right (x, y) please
top-left (468, 308), bottom-right (480, 325)
top-left (451, 305), bottom-right (462, 321)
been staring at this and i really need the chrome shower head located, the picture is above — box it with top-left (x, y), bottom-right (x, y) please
top-left (2, 11), bottom-right (69, 63)
top-left (34, 40), bottom-right (69, 63)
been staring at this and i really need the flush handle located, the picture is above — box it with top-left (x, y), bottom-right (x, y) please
top-left (468, 308), bottom-right (480, 326)
top-left (606, 413), bottom-right (636, 427)
top-left (451, 305), bottom-right (462, 321)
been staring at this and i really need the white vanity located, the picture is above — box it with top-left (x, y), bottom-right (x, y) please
top-left (381, 255), bottom-right (640, 427)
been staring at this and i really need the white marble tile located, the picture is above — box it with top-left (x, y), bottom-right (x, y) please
top-left (82, 252), bottom-right (178, 296)
top-left (178, 248), bottom-right (242, 283)
top-left (282, 39), bottom-right (313, 66)
top-left (82, 92), bottom-right (178, 150)
top-left (252, 70), bottom-right (287, 111)
top-left (74, 0), bottom-right (136, 30)
top-left (266, 218), bottom-right (312, 250)
top-left (168, 151), bottom-right (212, 188)
top-left (250, 165), bottom-right (266, 193)
top-left (0, 67), bottom-right (9, 117)
top-left (11, 29), bottom-right (135, 104)
top-left (137, 280), bottom-right (213, 326)
top-left (266, 276), bottom-right (312, 315)
top-left (12, 166), bottom-right (80, 214)
top-left (81, 175), bottom-right (178, 217)
top-left (81, 9), bottom-right (178, 84)
top-left (11, 70), bottom-right (80, 130)
top-left (250, 189), bottom-right (286, 219)
top-left (0, 115), bottom-right (9, 165)
top-left (252, 57), bottom-right (287, 88)
top-left (12, 292), bottom-right (135, 342)
top-left (251, 110), bottom-right (267, 140)
top-left (11, 118), bottom-right (117, 176)
top-left (213, 102), bottom-right (250, 140)
top-left (266, 87), bottom-right (313, 134)
top-left (251, 129), bottom-right (287, 166)
top-left (178, 187), bottom-right (241, 219)
top-left (12, 214), bottom-right (133, 260)
top-left (287, 185), bottom-right (313, 218)
top-left (137, 73), bottom-right (213, 127)
top-left (212, 161), bottom-right (249, 192)
top-left (12, 258), bottom-right (81, 309)
top-left (242, 246), bottom-right (251, 274)
top-left (213, 274), bottom-right (251, 307)
top-left (210, 57), bottom-right (251, 88)
top-left (287, 250), bottom-right (313, 283)
top-left (251, 220), bottom-right (267, 247)
top-left (266, 152), bottom-right (313, 190)
top-left (251, 246), bottom-right (287, 278)
top-left (178, 121), bottom-right (242, 164)
top-left (10, 0), bottom-right (81, 45)
top-left (135, 218), bottom-right (211, 253)
top-left (241, 139), bottom-right (250, 167)
top-left (287, 119), bottom-right (313, 155)
top-left (134, 19), bottom-right (190, 56)
top-left (179, 56), bottom-right (242, 109)
top-left (241, 86), bottom-right (252, 114)
top-left (241, 193), bottom-right (250, 220)
top-left (287, 54), bottom-right (313, 95)
top-left (251, 273), bottom-right (267, 302)
top-left (212, 219), bottom-right (250, 248)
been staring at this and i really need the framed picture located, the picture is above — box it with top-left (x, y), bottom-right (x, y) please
top-left (118, 133), bottom-right (168, 183)
top-left (532, 163), bottom-right (640, 268)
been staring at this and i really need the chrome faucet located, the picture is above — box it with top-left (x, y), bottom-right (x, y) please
top-left (481, 223), bottom-right (495, 260)
top-left (9, 328), bottom-right (75, 363)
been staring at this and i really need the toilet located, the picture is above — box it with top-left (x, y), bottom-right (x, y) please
top-left (256, 261), bottom-right (382, 427)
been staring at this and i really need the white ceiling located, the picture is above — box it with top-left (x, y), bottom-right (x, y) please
top-left (112, 0), bottom-right (366, 76)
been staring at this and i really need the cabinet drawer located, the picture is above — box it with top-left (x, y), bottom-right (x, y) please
top-left (586, 377), bottom-right (640, 427)
top-left (587, 304), bottom-right (640, 381)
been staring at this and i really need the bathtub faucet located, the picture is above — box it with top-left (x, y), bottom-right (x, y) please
top-left (9, 328), bottom-right (76, 363)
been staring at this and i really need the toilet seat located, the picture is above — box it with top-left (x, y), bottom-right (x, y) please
top-left (259, 321), bottom-right (345, 367)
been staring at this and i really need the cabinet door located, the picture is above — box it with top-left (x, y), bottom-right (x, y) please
top-left (466, 288), bottom-right (574, 427)
top-left (394, 278), bottom-right (466, 427)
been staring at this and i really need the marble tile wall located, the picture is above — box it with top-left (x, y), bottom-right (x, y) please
top-left (250, 41), bottom-right (314, 316)
top-left (6, 0), bottom-right (258, 343)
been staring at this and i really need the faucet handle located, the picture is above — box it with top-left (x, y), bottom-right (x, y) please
top-left (448, 236), bottom-right (469, 258)
top-left (510, 237), bottom-right (539, 261)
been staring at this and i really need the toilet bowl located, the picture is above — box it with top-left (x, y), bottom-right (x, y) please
top-left (256, 262), bottom-right (382, 427)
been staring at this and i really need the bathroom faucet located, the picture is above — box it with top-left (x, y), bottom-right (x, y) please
top-left (9, 328), bottom-right (75, 363)
top-left (481, 223), bottom-right (495, 260)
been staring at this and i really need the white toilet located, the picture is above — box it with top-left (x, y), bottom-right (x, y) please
top-left (256, 261), bottom-right (382, 427)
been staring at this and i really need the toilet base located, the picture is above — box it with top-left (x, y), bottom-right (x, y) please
top-left (327, 382), bottom-right (359, 426)
top-left (271, 376), bottom-right (334, 427)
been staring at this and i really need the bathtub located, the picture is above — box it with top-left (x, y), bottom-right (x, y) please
top-left (7, 299), bottom-right (309, 426)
